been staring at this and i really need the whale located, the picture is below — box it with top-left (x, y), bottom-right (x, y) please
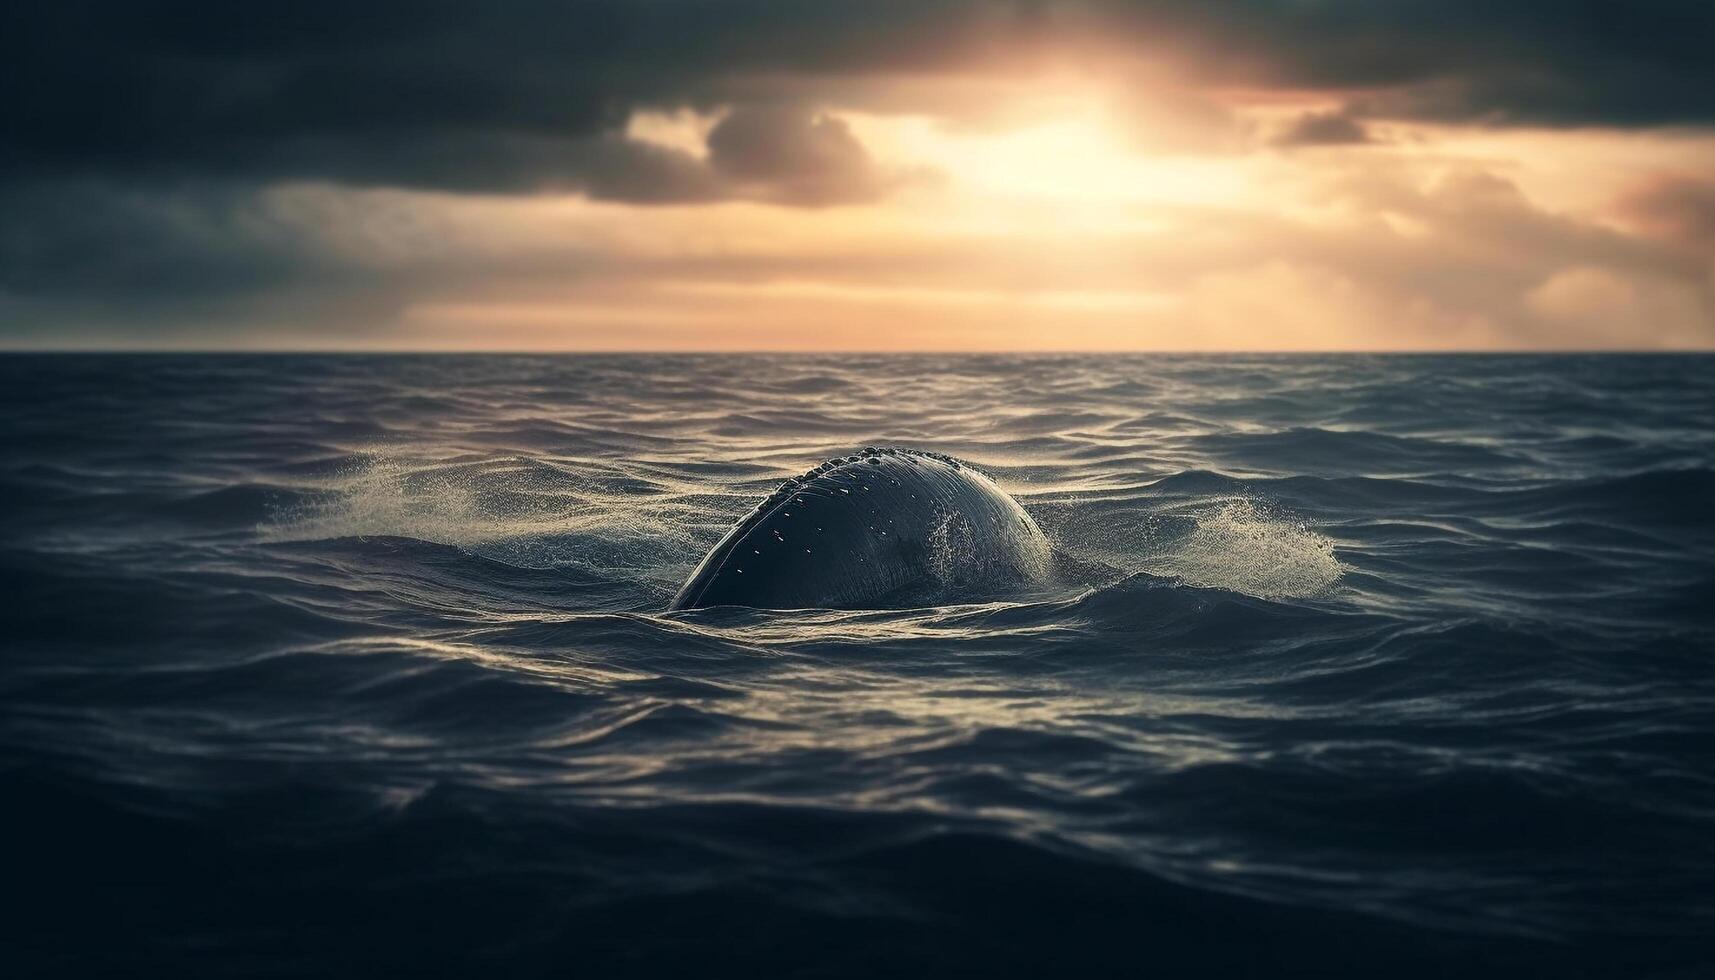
top-left (671, 447), bottom-right (1051, 610)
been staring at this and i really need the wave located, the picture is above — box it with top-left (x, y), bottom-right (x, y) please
top-left (6, 353), bottom-right (1714, 977)
top-left (1194, 426), bottom-right (1523, 474)
top-left (1474, 467), bottom-right (1715, 531)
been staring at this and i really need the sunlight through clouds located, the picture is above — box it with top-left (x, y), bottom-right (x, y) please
top-left (4, 3), bottom-right (1712, 349)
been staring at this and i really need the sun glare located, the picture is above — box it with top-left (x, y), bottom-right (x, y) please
top-left (854, 108), bottom-right (1254, 208)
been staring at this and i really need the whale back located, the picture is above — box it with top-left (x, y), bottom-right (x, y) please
top-left (671, 447), bottom-right (1049, 610)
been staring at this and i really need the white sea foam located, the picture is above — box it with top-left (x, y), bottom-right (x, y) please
top-left (1151, 499), bottom-right (1344, 599)
top-left (261, 451), bottom-right (533, 548)
top-left (259, 449), bottom-right (696, 573)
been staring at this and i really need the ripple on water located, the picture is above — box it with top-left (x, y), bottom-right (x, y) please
top-left (3, 353), bottom-right (1713, 977)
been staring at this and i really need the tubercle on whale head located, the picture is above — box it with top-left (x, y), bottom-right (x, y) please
top-left (748, 447), bottom-right (966, 514)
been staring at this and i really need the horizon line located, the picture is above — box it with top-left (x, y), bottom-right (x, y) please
top-left (1, 347), bottom-right (1711, 356)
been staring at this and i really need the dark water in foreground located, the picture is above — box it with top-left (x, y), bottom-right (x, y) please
top-left (3, 353), bottom-right (1713, 977)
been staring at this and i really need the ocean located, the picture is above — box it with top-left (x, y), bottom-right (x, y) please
top-left (4, 353), bottom-right (1712, 977)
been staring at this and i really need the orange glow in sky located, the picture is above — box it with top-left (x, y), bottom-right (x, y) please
top-left (340, 87), bottom-right (1714, 351)
top-left (8, 45), bottom-right (1714, 350)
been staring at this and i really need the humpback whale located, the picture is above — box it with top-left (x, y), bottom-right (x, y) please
top-left (671, 447), bottom-right (1050, 610)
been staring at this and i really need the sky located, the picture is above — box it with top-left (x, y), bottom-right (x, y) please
top-left (4, 1), bottom-right (1715, 350)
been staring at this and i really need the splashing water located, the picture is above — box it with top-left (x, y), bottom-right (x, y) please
top-left (259, 449), bottom-right (691, 573)
top-left (1151, 498), bottom-right (1345, 599)
top-left (261, 451), bottom-right (546, 547)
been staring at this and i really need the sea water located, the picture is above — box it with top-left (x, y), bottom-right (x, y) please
top-left (4, 353), bottom-right (1712, 976)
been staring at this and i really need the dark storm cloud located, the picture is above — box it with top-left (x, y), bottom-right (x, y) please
top-left (1174, 1), bottom-right (1715, 128)
top-left (6, 1), bottom-right (1715, 198)
top-left (0, 0), bottom-right (983, 200)
top-left (0, 179), bottom-right (408, 342)
top-left (0, 181), bottom-right (331, 299)
top-left (706, 106), bottom-right (898, 206)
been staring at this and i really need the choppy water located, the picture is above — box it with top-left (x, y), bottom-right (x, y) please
top-left (4, 353), bottom-right (1713, 977)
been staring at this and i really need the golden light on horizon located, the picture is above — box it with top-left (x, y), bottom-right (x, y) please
top-left (334, 82), bottom-right (1709, 353)
top-left (8, 32), bottom-right (1710, 351)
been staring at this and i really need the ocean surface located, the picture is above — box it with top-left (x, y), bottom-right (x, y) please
top-left (3, 353), bottom-right (1713, 978)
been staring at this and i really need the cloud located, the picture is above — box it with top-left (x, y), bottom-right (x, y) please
top-left (0, 181), bottom-right (331, 300)
top-left (4, 2), bottom-right (1715, 347)
top-left (1526, 266), bottom-right (1712, 347)
top-left (706, 106), bottom-right (895, 205)
top-left (0, 179), bottom-right (428, 345)
top-left (1151, 2), bottom-right (1715, 129)
top-left (1185, 260), bottom-right (1499, 350)
top-left (1109, 87), bottom-right (1252, 155)
top-left (7, 156), bottom-right (1710, 350)
top-left (0, 4), bottom-right (921, 204)
top-left (6, 1), bottom-right (1715, 201)
top-left (1272, 112), bottom-right (1372, 148)
top-left (1615, 174), bottom-right (1715, 252)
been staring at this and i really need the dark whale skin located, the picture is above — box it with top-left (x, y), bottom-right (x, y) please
top-left (671, 447), bottom-right (1050, 610)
